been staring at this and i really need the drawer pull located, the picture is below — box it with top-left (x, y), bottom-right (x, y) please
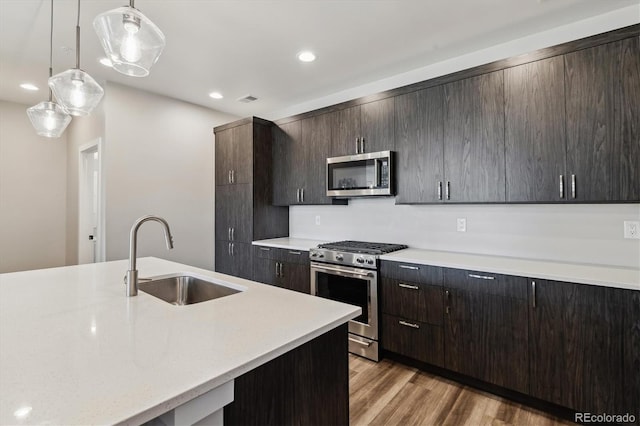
top-left (288, 251), bottom-right (301, 255)
top-left (348, 337), bottom-right (372, 347)
top-left (398, 265), bottom-right (419, 270)
top-left (259, 247), bottom-right (270, 251)
top-left (398, 283), bottom-right (419, 290)
top-left (399, 320), bottom-right (420, 329)
top-left (468, 273), bottom-right (495, 280)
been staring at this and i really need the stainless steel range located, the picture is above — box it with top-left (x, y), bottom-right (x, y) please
top-left (309, 240), bottom-right (408, 361)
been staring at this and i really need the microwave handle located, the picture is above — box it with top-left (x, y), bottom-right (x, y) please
top-left (374, 158), bottom-right (380, 187)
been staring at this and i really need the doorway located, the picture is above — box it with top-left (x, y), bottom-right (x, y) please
top-left (78, 140), bottom-right (104, 264)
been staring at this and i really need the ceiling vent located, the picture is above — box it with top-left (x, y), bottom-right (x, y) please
top-left (237, 94), bottom-right (258, 103)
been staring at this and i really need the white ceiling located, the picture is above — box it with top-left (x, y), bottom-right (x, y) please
top-left (0, 0), bottom-right (638, 120)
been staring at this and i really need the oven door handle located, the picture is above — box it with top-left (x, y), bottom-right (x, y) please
top-left (311, 264), bottom-right (374, 279)
top-left (348, 337), bottom-right (372, 347)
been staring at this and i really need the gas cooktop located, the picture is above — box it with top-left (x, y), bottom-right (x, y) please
top-left (317, 240), bottom-right (408, 255)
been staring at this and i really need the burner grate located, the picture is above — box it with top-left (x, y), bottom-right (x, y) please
top-left (318, 240), bottom-right (408, 255)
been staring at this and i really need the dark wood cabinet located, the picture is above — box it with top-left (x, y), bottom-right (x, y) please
top-left (394, 86), bottom-right (444, 204)
top-left (253, 246), bottom-right (310, 294)
top-left (380, 261), bottom-right (444, 367)
top-left (564, 37), bottom-right (640, 202)
top-left (443, 71), bottom-right (506, 203)
top-left (529, 279), bottom-right (638, 421)
top-left (214, 118), bottom-right (288, 278)
top-left (330, 98), bottom-right (395, 157)
top-left (444, 269), bottom-right (529, 394)
top-left (273, 115), bottom-right (343, 206)
top-left (505, 56), bottom-right (567, 202)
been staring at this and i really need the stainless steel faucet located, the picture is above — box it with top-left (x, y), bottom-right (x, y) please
top-left (125, 215), bottom-right (174, 297)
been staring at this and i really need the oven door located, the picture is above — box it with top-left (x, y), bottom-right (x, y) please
top-left (310, 262), bottom-right (378, 341)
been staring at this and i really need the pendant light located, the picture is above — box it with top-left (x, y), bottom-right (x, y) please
top-left (49, 0), bottom-right (104, 117)
top-left (26, 0), bottom-right (72, 138)
top-left (93, 0), bottom-right (165, 77)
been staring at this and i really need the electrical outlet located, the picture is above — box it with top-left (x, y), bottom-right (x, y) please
top-left (624, 221), bottom-right (640, 239)
top-left (457, 218), bottom-right (466, 232)
top-left (315, 215), bottom-right (321, 226)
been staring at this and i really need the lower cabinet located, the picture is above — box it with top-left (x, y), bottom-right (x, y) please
top-left (215, 240), bottom-right (252, 280)
top-left (529, 279), bottom-right (639, 422)
top-left (382, 314), bottom-right (444, 367)
top-left (253, 246), bottom-right (310, 294)
top-left (444, 269), bottom-right (529, 394)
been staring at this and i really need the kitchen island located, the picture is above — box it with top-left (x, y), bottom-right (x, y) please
top-left (0, 257), bottom-right (360, 425)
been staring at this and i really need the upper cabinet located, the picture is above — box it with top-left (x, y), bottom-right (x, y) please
top-left (215, 123), bottom-right (252, 186)
top-left (273, 114), bottom-right (344, 206)
top-left (330, 98), bottom-right (395, 157)
top-left (443, 71), bottom-right (506, 203)
top-left (564, 37), bottom-right (640, 202)
top-left (395, 86), bottom-right (444, 204)
top-left (505, 56), bottom-right (567, 202)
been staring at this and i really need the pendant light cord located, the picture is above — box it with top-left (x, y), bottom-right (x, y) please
top-left (75, 0), bottom-right (81, 69)
top-left (48, 0), bottom-right (53, 101)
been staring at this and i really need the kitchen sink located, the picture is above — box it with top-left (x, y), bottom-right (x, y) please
top-left (139, 273), bottom-right (243, 305)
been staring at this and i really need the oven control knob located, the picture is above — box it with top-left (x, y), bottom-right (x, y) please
top-left (356, 257), bottom-right (364, 263)
top-left (335, 254), bottom-right (344, 261)
top-left (366, 258), bottom-right (375, 265)
top-left (311, 252), bottom-right (318, 257)
top-left (318, 254), bottom-right (324, 258)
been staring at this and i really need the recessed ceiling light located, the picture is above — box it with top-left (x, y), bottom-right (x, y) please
top-left (20, 83), bottom-right (39, 91)
top-left (99, 57), bottom-right (113, 67)
top-left (209, 92), bottom-right (224, 99)
top-left (297, 51), bottom-right (316, 62)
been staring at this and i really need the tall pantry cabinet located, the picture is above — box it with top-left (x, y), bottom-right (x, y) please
top-left (214, 118), bottom-right (288, 279)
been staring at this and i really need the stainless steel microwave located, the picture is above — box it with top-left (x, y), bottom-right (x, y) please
top-left (326, 151), bottom-right (394, 197)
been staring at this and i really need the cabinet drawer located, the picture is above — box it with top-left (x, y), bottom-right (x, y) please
top-left (254, 245), bottom-right (276, 259)
top-left (444, 268), bottom-right (527, 300)
top-left (380, 260), bottom-right (442, 285)
top-left (279, 248), bottom-right (309, 265)
top-left (381, 278), bottom-right (443, 325)
top-left (382, 314), bottom-right (444, 367)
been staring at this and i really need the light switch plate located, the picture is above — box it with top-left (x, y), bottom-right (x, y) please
top-left (457, 218), bottom-right (467, 232)
top-left (624, 221), bottom-right (639, 239)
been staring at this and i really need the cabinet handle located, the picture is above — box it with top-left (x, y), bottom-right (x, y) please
top-left (231, 227), bottom-right (235, 241)
top-left (296, 188), bottom-right (300, 203)
top-left (399, 320), bottom-right (420, 329)
top-left (571, 174), bottom-right (576, 199)
top-left (289, 251), bottom-right (301, 255)
top-left (532, 281), bottom-right (536, 309)
top-left (228, 242), bottom-right (231, 256)
top-left (275, 262), bottom-right (280, 277)
top-left (228, 170), bottom-right (232, 184)
top-left (228, 227), bottom-right (231, 240)
top-left (446, 181), bottom-right (450, 200)
top-left (231, 243), bottom-right (234, 256)
top-left (398, 264), bottom-right (419, 270)
top-left (231, 169), bottom-right (235, 183)
top-left (438, 181), bottom-right (442, 200)
top-left (355, 138), bottom-right (360, 154)
top-left (280, 263), bottom-right (284, 278)
top-left (445, 290), bottom-right (450, 314)
top-left (559, 175), bottom-right (564, 199)
top-left (361, 137), bottom-right (365, 153)
top-left (260, 247), bottom-right (270, 251)
top-left (301, 188), bottom-right (304, 203)
top-left (468, 273), bottom-right (495, 280)
top-left (398, 283), bottom-right (419, 290)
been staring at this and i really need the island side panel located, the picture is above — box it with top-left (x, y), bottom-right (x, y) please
top-left (224, 324), bottom-right (349, 425)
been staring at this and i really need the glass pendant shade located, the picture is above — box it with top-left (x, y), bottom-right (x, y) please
top-left (26, 101), bottom-right (72, 138)
top-left (93, 6), bottom-right (165, 77)
top-left (48, 68), bottom-right (104, 116)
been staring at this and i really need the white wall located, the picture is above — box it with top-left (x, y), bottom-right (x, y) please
top-left (291, 200), bottom-right (640, 268)
top-left (0, 100), bottom-right (67, 273)
top-left (286, 8), bottom-right (640, 270)
top-left (103, 83), bottom-right (237, 270)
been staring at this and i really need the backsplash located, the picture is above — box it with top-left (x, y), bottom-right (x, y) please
top-left (290, 198), bottom-right (640, 269)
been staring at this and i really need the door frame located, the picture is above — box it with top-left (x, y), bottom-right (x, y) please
top-left (78, 139), bottom-right (105, 263)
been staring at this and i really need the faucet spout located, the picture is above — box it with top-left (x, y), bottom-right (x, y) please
top-left (126, 215), bottom-right (174, 297)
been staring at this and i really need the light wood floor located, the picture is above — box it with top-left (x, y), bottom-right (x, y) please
top-left (349, 355), bottom-right (574, 426)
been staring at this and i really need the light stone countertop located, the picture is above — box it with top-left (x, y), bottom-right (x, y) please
top-left (252, 237), bottom-right (327, 251)
top-left (0, 257), bottom-right (360, 425)
top-left (380, 249), bottom-right (639, 291)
